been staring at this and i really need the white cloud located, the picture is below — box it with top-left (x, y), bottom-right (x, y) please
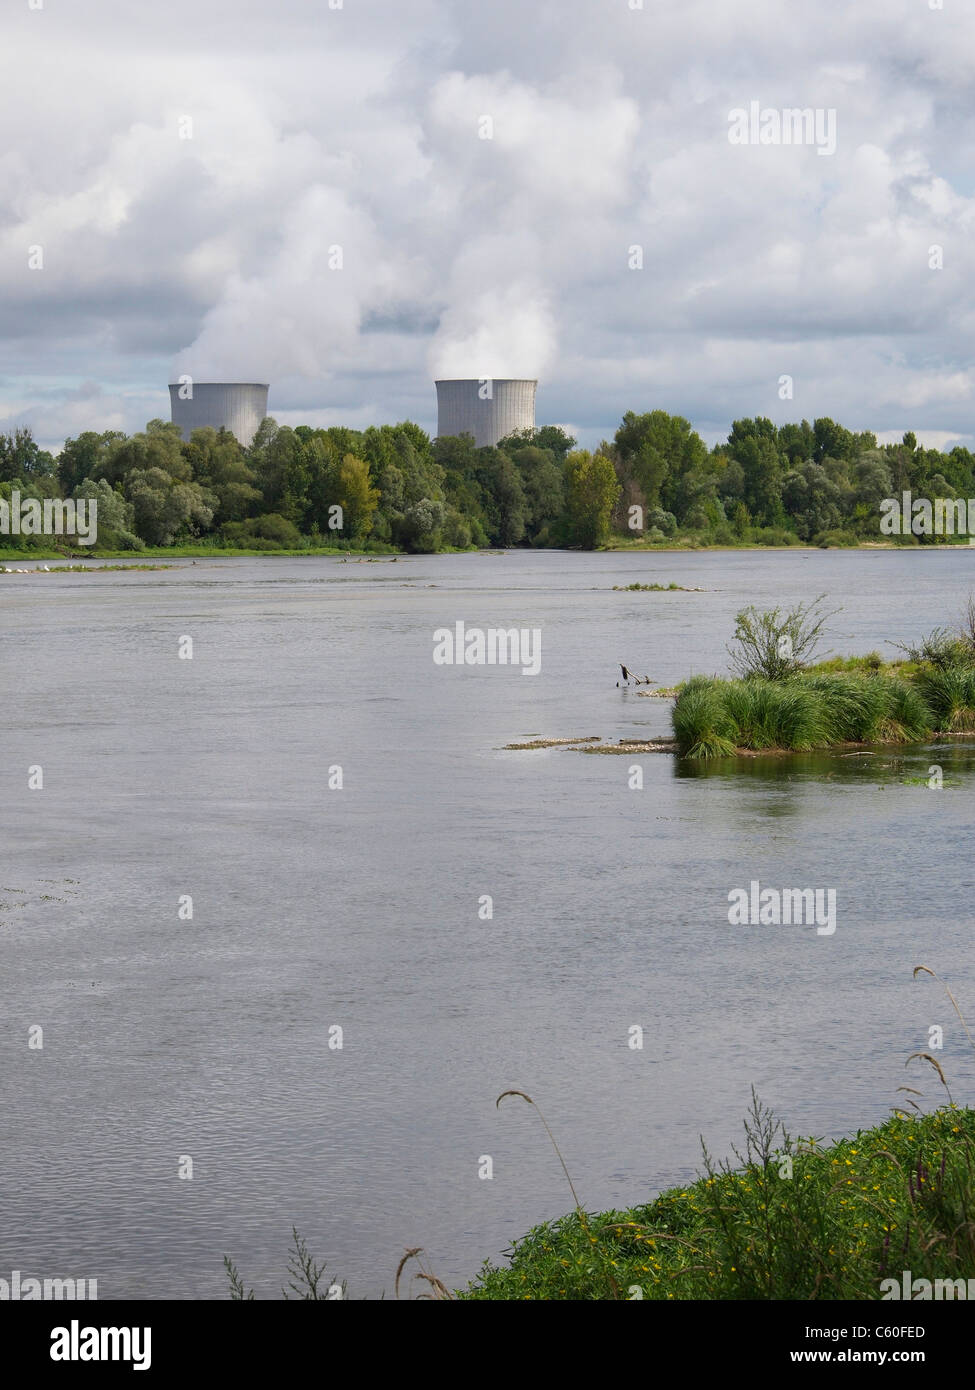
top-left (1, 0), bottom-right (975, 453)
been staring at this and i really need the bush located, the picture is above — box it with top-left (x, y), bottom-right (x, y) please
top-left (814, 528), bottom-right (859, 548)
top-left (221, 514), bottom-right (305, 550)
top-left (751, 526), bottom-right (800, 546)
top-left (442, 508), bottom-right (472, 549)
top-left (728, 595), bottom-right (836, 681)
top-left (648, 507), bottom-right (677, 537)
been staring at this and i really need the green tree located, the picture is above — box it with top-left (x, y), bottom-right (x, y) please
top-left (397, 498), bottom-right (444, 552)
top-left (125, 467), bottom-right (215, 545)
top-left (71, 477), bottom-right (143, 549)
top-left (337, 453), bottom-right (379, 539)
top-left (734, 435), bottom-right (784, 527)
top-left (183, 427), bottom-right (261, 524)
top-left (58, 430), bottom-right (127, 492)
top-left (564, 450), bottom-right (621, 548)
top-left (781, 462), bottom-right (842, 540)
top-left (0, 427), bottom-right (57, 482)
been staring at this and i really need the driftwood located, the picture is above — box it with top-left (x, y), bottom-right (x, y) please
top-left (618, 663), bottom-right (653, 685)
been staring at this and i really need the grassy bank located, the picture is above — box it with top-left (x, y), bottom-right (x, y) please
top-left (462, 1099), bottom-right (975, 1300)
top-left (224, 966), bottom-right (975, 1301)
top-left (0, 543), bottom-right (400, 560)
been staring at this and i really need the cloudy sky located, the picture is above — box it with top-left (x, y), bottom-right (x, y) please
top-left (2, 0), bottom-right (974, 454)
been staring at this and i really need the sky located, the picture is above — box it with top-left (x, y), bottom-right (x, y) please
top-left (1, 0), bottom-right (974, 455)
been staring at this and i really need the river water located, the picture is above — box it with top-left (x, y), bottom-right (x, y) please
top-left (2, 548), bottom-right (974, 1299)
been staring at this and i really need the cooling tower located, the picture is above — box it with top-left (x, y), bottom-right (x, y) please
top-left (435, 379), bottom-right (537, 449)
top-left (168, 382), bottom-right (269, 447)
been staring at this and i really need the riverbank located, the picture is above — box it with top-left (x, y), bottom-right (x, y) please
top-left (3, 537), bottom-right (975, 562)
top-left (461, 1102), bottom-right (975, 1300)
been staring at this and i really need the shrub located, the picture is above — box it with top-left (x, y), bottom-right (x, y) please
top-left (751, 526), bottom-right (801, 546)
top-left (221, 514), bottom-right (305, 550)
top-left (899, 628), bottom-right (970, 669)
top-left (648, 507), bottom-right (677, 537)
top-left (728, 595), bottom-right (837, 681)
top-left (814, 528), bottom-right (859, 548)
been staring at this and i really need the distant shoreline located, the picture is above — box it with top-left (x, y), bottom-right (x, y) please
top-left (1, 539), bottom-right (973, 561)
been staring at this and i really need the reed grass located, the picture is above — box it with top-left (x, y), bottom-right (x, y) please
top-left (914, 666), bottom-right (975, 731)
top-left (672, 671), bottom-right (941, 758)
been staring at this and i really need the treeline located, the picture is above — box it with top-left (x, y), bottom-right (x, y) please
top-left (2, 411), bottom-right (974, 551)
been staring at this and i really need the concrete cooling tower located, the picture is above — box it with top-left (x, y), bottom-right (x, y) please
top-left (435, 379), bottom-right (537, 448)
top-left (168, 383), bottom-right (269, 447)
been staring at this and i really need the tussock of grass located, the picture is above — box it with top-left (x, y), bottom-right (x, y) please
top-left (914, 666), bottom-right (975, 731)
top-left (671, 678), bottom-right (737, 758)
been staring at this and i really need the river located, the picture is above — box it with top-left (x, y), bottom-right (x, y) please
top-left (2, 547), bottom-right (974, 1298)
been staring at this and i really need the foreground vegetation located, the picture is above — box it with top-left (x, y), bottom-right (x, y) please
top-left (464, 969), bottom-right (975, 1300)
top-left (3, 407), bottom-right (974, 554)
top-left (224, 1100), bottom-right (975, 1302)
top-left (463, 1097), bottom-right (975, 1300)
top-left (221, 970), bottom-right (975, 1302)
top-left (671, 597), bottom-right (975, 758)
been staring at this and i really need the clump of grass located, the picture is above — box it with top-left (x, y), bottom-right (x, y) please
top-left (872, 674), bottom-right (937, 742)
top-left (770, 681), bottom-right (830, 750)
top-left (612, 582), bottom-right (685, 591)
top-left (914, 666), bottom-right (975, 731)
top-left (673, 676), bottom-right (831, 756)
top-left (671, 677), bottom-right (737, 758)
top-left (673, 666), bottom-right (944, 758)
top-left (803, 672), bottom-right (888, 741)
top-left (721, 679), bottom-right (781, 749)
